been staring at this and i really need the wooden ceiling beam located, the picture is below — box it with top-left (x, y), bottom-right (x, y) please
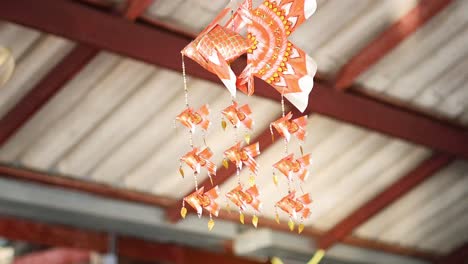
top-left (436, 242), bottom-right (468, 264)
top-left (0, 216), bottom-right (266, 264)
top-left (317, 153), bottom-right (454, 251)
top-left (0, 0), bottom-right (151, 148)
top-left (1, 0), bottom-right (467, 160)
top-left (0, 164), bottom-right (439, 261)
top-left (334, 0), bottom-right (453, 90)
top-left (0, 45), bottom-right (98, 147)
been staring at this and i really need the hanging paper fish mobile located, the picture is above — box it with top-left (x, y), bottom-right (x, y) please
top-left (176, 0), bottom-right (318, 232)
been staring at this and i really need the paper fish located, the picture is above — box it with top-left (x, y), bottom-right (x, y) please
top-left (221, 101), bottom-right (254, 130)
top-left (271, 111), bottom-right (307, 142)
top-left (237, 0), bottom-right (318, 112)
top-left (276, 191), bottom-right (312, 220)
top-left (180, 147), bottom-right (216, 177)
top-left (182, 4), bottom-right (250, 97)
top-left (176, 104), bottom-right (211, 132)
top-left (224, 142), bottom-right (260, 174)
top-left (273, 153), bottom-right (311, 181)
top-left (184, 186), bottom-right (220, 217)
top-left (226, 184), bottom-right (262, 212)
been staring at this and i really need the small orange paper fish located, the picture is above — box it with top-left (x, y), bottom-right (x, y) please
top-left (184, 186), bottom-right (220, 217)
top-left (273, 153), bottom-right (311, 182)
top-left (226, 184), bottom-right (262, 212)
top-left (221, 101), bottom-right (254, 130)
top-left (224, 142), bottom-right (260, 174)
top-left (176, 104), bottom-right (211, 132)
top-left (271, 112), bottom-right (307, 142)
top-left (276, 191), bottom-right (312, 220)
top-left (181, 147), bottom-right (216, 177)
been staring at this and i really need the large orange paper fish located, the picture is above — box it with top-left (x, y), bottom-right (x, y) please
top-left (222, 101), bottom-right (254, 130)
top-left (224, 142), bottom-right (260, 174)
top-left (176, 104), bottom-right (211, 132)
top-left (180, 147), bottom-right (216, 177)
top-left (237, 0), bottom-right (318, 112)
top-left (276, 191), bottom-right (312, 220)
top-left (184, 186), bottom-right (220, 217)
top-left (182, 3), bottom-right (250, 97)
top-left (271, 111), bottom-right (307, 142)
top-left (273, 153), bottom-right (311, 181)
top-left (226, 184), bottom-right (262, 212)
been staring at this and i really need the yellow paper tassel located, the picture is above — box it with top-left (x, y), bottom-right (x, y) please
top-left (208, 219), bottom-right (215, 231)
top-left (275, 213), bottom-right (280, 224)
top-left (223, 159), bottom-right (229, 169)
top-left (244, 133), bottom-right (251, 144)
top-left (239, 212), bottom-right (245, 224)
top-left (209, 176), bottom-right (213, 186)
top-left (221, 120), bottom-right (227, 130)
top-left (180, 207), bottom-right (187, 219)
top-left (307, 249), bottom-right (326, 264)
top-left (288, 219), bottom-right (295, 231)
top-left (298, 223), bottom-right (305, 234)
top-left (252, 215), bottom-right (259, 228)
top-left (300, 145), bottom-right (304, 156)
top-left (179, 168), bottom-right (184, 178)
top-left (273, 173), bottom-right (279, 186)
top-left (249, 175), bottom-right (256, 186)
top-left (271, 257), bottom-right (284, 264)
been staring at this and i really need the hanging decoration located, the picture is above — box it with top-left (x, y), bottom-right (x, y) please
top-left (176, 0), bottom-right (317, 231)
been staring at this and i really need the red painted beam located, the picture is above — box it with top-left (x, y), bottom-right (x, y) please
top-left (13, 248), bottom-right (91, 264)
top-left (334, 0), bottom-right (453, 90)
top-left (124, 0), bottom-right (153, 20)
top-left (436, 242), bottom-right (468, 264)
top-left (0, 45), bottom-right (98, 147)
top-left (318, 153), bottom-right (454, 250)
top-left (0, 165), bottom-right (439, 261)
top-left (0, 0), bottom-right (151, 147)
top-left (0, 216), bottom-right (267, 264)
top-left (0, 165), bottom-right (174, 208)
top-left (1, 0), bottom-right (467, 160)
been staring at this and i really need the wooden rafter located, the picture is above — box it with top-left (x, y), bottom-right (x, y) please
top-left (436, 242), bottom-right (468, 264)
top-left (0, 216), bottom-right (266, 264)
top-left (1, 0), bottom-right (467, 160)
top-left (0, 164), bottom-right (439, 261)
top-left (334, 0), bottom-right (453, 90)
top-left (0, 0), bottom-right (151, 147)
top-left (318, 153), bottom-right (454, 251)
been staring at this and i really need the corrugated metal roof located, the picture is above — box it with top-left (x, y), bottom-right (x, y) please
top-left (357, 0), bottom-right (468, 126)
top-left (0, 0), bottom-right (467, 259)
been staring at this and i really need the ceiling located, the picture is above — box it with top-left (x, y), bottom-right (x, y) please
top-left (0, 0), bottom-right (467, 263)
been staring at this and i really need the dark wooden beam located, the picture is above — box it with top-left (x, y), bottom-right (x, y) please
top-left (334, 0), bottom-right (453, 90)
top-left (2, 0), bottom-right (467, 160)
top-left (0, 45), bottom-right (98, 147)
top-left (0, 0), bottom-right (151, 148)
top-left (0, 216), bottom-right (266, 264)
top-left (0, 165), bottom-right (174, 208)
top-left (0, 164), bottom-right (439, 261)
top-left (436, 242), bottom-right (468, 264)
top-left (318, 153), bottom-right (454, 250)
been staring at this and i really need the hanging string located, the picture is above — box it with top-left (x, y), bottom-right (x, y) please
top-left (182, 54), bottom-right (189, 108)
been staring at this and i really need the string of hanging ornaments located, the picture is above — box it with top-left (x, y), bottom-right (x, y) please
top-left (176, 0), bottom-right (317, 233)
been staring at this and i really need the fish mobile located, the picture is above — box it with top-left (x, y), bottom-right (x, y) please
top-left (176, 0), bottom-right (317, 232)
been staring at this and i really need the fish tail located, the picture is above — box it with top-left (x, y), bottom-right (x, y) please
top-left (297, 193), bottom-right (312, 205)
top-left (244, 142), bottom-right (260, 157)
